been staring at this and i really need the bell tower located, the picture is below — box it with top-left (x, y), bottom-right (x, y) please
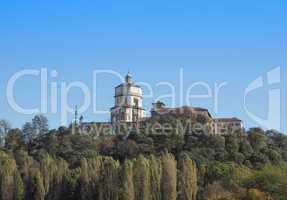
top-left (110, 72), bottom-right (145, 126)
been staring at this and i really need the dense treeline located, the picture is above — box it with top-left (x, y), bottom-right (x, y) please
top-left (0, 115), bottom-right (287, 200)
top-left (0, 149), bottom-right (196, 200)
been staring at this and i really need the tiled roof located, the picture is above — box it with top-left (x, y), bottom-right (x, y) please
top-left (152, 106), bottom-right (212, 117)
top-left (213, 117), bottom-right (242, 122)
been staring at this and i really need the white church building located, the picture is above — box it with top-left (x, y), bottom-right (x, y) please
top-left (80, 72), bottom-right (243, 135)
top-left (110, 72), bottom-right (145, 125)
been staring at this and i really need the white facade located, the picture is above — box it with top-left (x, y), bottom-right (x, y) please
top-left (111, 73), bottom-right (145, 124)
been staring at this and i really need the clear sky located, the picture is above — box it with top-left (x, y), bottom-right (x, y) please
top-left (0, 0), bottom-right (286, 132)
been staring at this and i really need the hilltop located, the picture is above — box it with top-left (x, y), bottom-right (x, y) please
top-left (0, 114), bottom-right (287, 200)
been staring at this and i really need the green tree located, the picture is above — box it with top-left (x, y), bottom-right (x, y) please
top-left (22, 122), bottom-right (34, 151)
top-left (247, 128), bottom-right (268, 152)
top-left (161, 153), bottom-right (177, 200)
top-left (149, 155), bottom-right (162, 200)
top-left (78, 158), bottom-right (92, 200)
top-left (121, 160), bottom-right (135, 200)
top-left (225, 134), bottom-right (239, 157)
top-left (98, 157), bottom-right (120, 200)
top-left (245, 164), bottom-right (287, 200)
top-left (0, 150), bottom-right (18, 200)
top-left (5, 129), bottom-right (25, 152)
top-left (133, 155), bottom-right (151, 200)
top-left (0, 119), bottom-right (11, 146)
top-left (239, 136), bottom-right (253, 158)
top-left (25, 168), bottom-right (45, 200)
top-left (178, 153), bottom-right (198, 200)
top-left (13, 170), bottom-right (24, 200)
top-left (61, 168), bottom-right (81, 200)
top-left (32, 115), bottom-right (49, 137)
top-left (40, 154), bottom-right (55, 194)
top-left (206, 162), bottom-right (252, 190)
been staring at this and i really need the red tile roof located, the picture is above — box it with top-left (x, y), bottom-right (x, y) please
top-left (213, 117), bottom-right (242, 122)
top-left (152, 106), bottom-right (212, 117)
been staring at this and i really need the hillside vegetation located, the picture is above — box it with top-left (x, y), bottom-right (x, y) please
top-left (0, 115), bottom-right (287, 200)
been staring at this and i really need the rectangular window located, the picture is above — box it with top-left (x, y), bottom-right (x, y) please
top-left (134, 98), bottom-right (139, 107)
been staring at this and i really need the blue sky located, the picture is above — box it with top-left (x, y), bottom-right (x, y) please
top-left (0, 0), bottom-right (286, 132)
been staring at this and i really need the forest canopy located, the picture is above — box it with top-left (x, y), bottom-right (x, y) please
top-left (0, 114), bottom-right (287, 200)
